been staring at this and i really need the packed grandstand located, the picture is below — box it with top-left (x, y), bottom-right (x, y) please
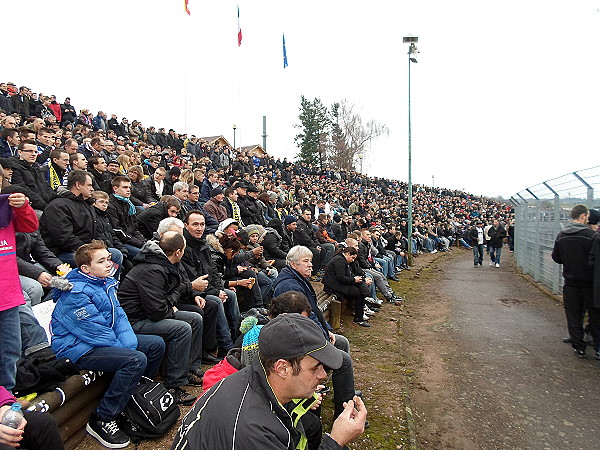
top-left (0, 81), bottom-right (514, 449)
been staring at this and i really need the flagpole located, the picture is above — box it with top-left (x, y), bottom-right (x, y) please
top-left (184, 69), bottom-right (187, 134)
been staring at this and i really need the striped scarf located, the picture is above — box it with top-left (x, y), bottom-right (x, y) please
top-left (49, 165), bottom-right (61, 191)
top-left (228, 198), bottom-right (243, 226)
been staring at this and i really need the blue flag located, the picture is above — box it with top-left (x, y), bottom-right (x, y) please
top-left (283, 33), bottom-right (288, 68)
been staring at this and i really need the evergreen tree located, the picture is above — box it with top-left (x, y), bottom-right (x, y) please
top-left (294, 96), bottom-right (329, 167)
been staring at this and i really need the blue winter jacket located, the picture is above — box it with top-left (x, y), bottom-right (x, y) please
top-left (272, 266), bottom-right (332, 338)
top-left (50, 269), bottom-right (138, 362)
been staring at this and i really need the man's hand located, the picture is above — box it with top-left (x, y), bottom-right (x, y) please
top-left (328, 331), bottom-right (336, 345)
top-left (251, 246), bottom-right (263, 256)
top-left (194, 296), bottom-right (206, 309)
top-left (365, 277), bottom-right (373, 286)
top-left (37, 272), bottom-right (53, 288)
top-left (237, 266), bottom-right (246, 274)
top-left (354, 276), bottom-right (362, 284)
top-left (0, 405), bottom-right (26, 447)
top-left (8, 193), bottom-right (27, 209)
top-left (329, 396), bottom-right (367, 447)
top-left (191, 274), bottom-right (209, 292)
top-left (237, 278), bottom-right (252, 288)
top-left (218, 290), bottom-right (228, 302)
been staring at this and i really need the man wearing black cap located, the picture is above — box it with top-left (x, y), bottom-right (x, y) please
top-left (203, 186), bottom-right (227, 223)
top-left (172, 314), bottom-right (367, 450)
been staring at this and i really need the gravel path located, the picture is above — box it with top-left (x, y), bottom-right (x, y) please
top-left (409, 250), bottom-right (600, 450)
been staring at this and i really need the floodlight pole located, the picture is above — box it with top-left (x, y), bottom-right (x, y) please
top-left (233, 124), bottom-right (237, 151)
top-left (403, 36), bottom-right (418, 266)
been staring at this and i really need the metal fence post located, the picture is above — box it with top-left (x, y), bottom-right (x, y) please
top-left (552, 194), bottom-right (561, 294)
top-left (533, 200), bottom-right (541, 282)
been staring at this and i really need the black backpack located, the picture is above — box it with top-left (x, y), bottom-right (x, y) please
top-left (117, 377), bottom-right (180, 447)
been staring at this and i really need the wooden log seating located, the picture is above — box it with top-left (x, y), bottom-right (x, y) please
top-left (25, 370), bottom-right (109, 450)
top-left (315, 286), bottom-right (341, 331)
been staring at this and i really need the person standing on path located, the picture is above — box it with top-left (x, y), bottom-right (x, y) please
top-left (468, 221), bottom-right (485, 266)
top-left (552, 204), bottom-right (600, 359)
top-left (488, 219), bottom-right (506, 267)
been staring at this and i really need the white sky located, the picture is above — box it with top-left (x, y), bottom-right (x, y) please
top-left (4, 0), bottom-right (600, 198)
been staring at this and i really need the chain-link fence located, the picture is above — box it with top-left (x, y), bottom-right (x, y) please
top-left (511, 165), bottom-right (600, 294)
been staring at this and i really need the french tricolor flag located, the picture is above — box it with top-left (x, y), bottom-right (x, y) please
top-left (237, 5), bottom-right (242, 46)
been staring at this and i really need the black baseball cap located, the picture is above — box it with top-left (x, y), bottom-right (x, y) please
top-left (259, 314), bottom-right (343, 369)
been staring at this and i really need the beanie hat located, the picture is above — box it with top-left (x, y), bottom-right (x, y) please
top-left (283, 215), bottom-right (298, 226)
top-left (240, 316), bottom-right (263, 367)
top-left (244, 224), bottom-right (264, 237)
top-left (210, 187), bottom-right (224, 197)
top-left (589, 209), bottom-right (600, 225)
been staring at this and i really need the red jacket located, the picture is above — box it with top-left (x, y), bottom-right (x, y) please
top-left (49, 102), bottom-right (62, 122)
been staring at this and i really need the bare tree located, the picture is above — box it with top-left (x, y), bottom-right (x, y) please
top-left (328, 100), bottom-right (388, 172)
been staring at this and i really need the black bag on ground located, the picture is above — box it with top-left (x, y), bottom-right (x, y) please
top-left (117, 376), bottom-right (180, 445)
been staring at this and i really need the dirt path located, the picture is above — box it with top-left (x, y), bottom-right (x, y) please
top-left (406, 249), bottom-right (600, 449)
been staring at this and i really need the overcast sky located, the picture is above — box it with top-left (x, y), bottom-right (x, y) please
top-left (4, 0), bottom-right (600, 198)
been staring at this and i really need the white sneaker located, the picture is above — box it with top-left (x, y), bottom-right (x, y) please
top-left (431, 249), bottom-right (438, 254)
top-left (365, 297), bottom-right (383, 306)
top-left (363, 314), bottom-right (370, 321)
top-left (364, 306), bottom-right (376, 316)
top-left (495, 263), bottom-right (500, 268)
top-left (489, 262), bottom-right (494, 266)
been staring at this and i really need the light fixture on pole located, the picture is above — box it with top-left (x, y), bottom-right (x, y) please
top-left (232, 124), bottom-right (237, 151)
top-left (403, 35), bottom-right (418, 266)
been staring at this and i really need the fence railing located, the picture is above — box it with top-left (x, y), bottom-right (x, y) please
top-left (511, 165), bottom-right (600, 294)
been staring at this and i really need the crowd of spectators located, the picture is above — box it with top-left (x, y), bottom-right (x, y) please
top-left (0, 80), bottom-right (513, 448)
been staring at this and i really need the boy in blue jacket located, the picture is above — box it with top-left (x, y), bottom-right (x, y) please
top-left (51, 240), bottom-right (165, 449)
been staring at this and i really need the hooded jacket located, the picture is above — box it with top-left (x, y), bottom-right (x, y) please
top-left (552, 222), bottom-right (595, 286)
top-left (272, 266), bottom-right (332, 337)
top-left (118, 240), bottom-right (180, 324)
top-left (171, 357), bottom-right (342, 450)
top-left (51, 269), bottom-right (137, 362)
top-left (0, 198), bottom-right (39, 312)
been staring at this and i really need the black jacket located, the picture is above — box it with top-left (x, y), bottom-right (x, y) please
top-left (172, 357), bottom-right (342, 450)
top-left (40, 192), bottom-right (98, 255)
top-left (238, 195), bottom-right (259, 226)
top-left (262, 228), bottom-right (288, 261)
top-left (322, 253), bottom-right (355, 295)
top-left (281, 224), bottom-right (296, 251)
top-left (180, 230), bottom-right (224, 297)
top-left (488, 225), bottom-right (507, 248)
top-left (135, 202), bottom-right (170, 239)
top-left (106, 195), bottom-right (146, 248)
top-left (294, 217), bottom-right (319, 249)
top-left (16, 231), bottom-right (63, 280)
top-left (130, 179), bottom-right (152, 204)
top-left (589, 233), bottom-right (600, 307)
top-left (552, 222), bottom-right (595, 286)
top-left (11, 158), bottom-right (57, 210)
top-left (94, 208), bottom-right (126, 254)
top-left (357, 239), bottom-right (375, 270)
top-left (118, 241), bottom-right (179, 324)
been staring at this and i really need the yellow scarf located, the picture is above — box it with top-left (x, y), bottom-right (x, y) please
top-left (49, 165), bottom-right (61, 191)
